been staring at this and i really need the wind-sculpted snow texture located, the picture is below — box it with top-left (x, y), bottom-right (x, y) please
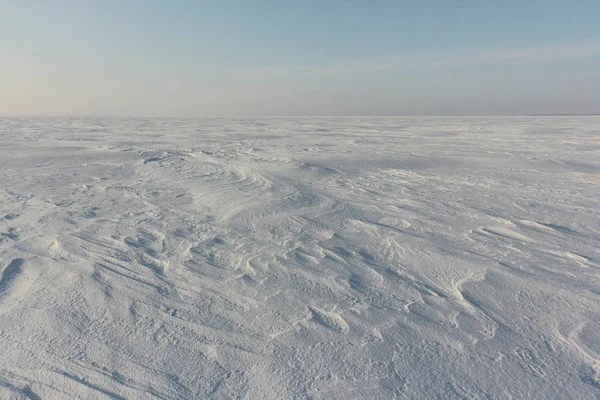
top-left (0, 117), bottom-right (599, 399)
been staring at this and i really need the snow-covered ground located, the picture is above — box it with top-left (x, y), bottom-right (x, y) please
top-left (1, 116), bottom-right (599, 399)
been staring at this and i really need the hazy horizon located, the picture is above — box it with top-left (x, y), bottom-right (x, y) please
top-left (3, 1), bottom-right (600, 117)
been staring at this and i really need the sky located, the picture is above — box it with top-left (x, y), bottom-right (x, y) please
top-left (2, 1), bottom-right (600, 116)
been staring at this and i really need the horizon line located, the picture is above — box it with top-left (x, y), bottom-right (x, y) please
top-left (1, 113), bottom-right (599, 119)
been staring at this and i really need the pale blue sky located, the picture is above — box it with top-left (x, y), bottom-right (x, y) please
top-left (2, 1), bottom-right (599, 116)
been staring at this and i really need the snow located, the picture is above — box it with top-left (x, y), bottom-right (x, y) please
top-left (0, 116), bottom-right (599, 399)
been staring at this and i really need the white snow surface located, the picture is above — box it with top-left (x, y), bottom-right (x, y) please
top-left (0, 116), bottom-right (599, 399)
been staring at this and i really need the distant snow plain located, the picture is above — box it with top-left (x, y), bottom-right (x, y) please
top-left (0, 117), bottom-right (599, 399)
